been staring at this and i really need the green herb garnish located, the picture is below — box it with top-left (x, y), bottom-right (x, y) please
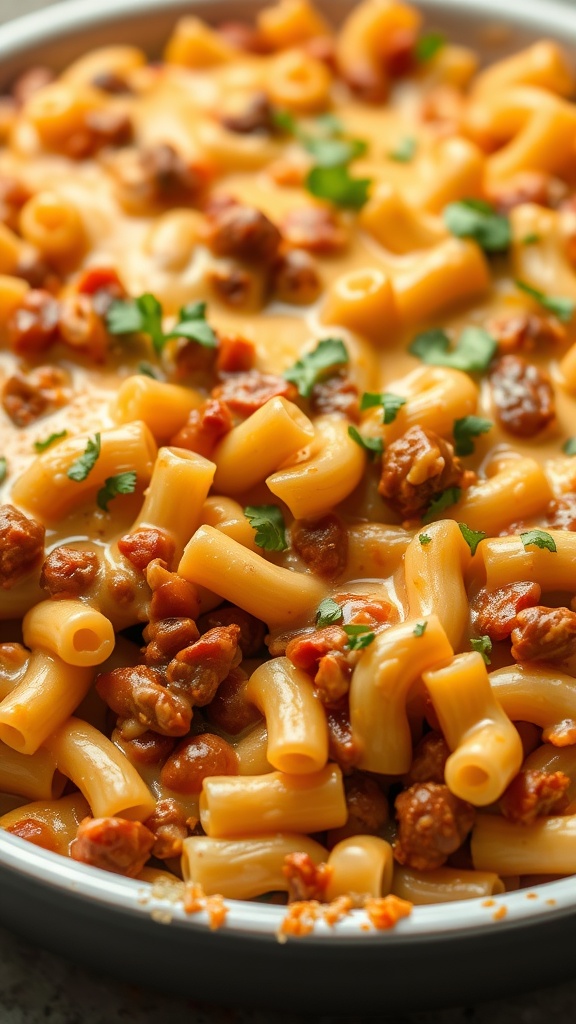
top-left (244, 505), bottom-right (288, 552)
top-left (66, 434), bottom-right (101, 483)
top-left (410, 326), bottom-right (496, 373)
top-left (444, 199), bottom-right (511, 253)
top-left (415, 31), bottom-right (445, 62)
top-left (471, 635), bottom-right (492, 665)
top-left (284, 337), bottom-right (349, 398)
top-left (315, 598), bottom-right (343, 627)
top-left (422, 486), bottom-right (462, 524)
top-left (453, 415), bottom-right (493, 456)
top-left (413, 621), bottom-right (427, 637)
top-left (388, 137), bottom-right (417, 163)
top-left (563, 437), bottom-right (576, 456)
top-left (419, 533), bottom-right (432, 545)
top-left (360, 391), bottom-right (407, 425)
top-left (107, 296), bottom-right (217, 357)
top-left (458, 522), bottom-right (487, 556)
top-left (97, 471), bottom-right (137, 512)
top-left (343, 624), bottom-right (375, 650)
top-left (347, 426), bottom-right (384, 459)
top-left (0, 457), bottom-right (7, 484)
top-left (520, 529), bottom-right (557, 553)
top-left (34, 430), bottom-right (68, 453)
top-left (306, 164), bottom-right (371, 209)
top-left (516, 280), bottom-right (575, 323)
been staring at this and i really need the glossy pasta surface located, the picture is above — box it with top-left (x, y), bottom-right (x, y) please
top-left (1, 0), bottom-right (576, 931)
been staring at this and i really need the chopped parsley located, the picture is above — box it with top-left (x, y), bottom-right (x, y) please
top-left (244, 504), bottom-right (288, 552)
top-left (315, 598), bottom-right (343, 627)
top-left (306, 164), bottom-right (372, 209)
top-left (520, 529), bottom-right (557, 553)
top-left (34, 430), bottom-right (68, 453)
top-left (470, 635), bottom-right (492, 665)
top-left (97, 471), bottom-right (137, 512)
top-left (419, 533), bottom-right (432, 545)
top-left (443, 198), bottom-right (511, 253)
top-left (360, 391), bottom-right (407, 425)
top-left (348, 425), bottom-right (384, 459)
top-left (422, 486), bottom-right (462, 524)
top-left (563, 437), bottom-right (576, 456)
top-left (415, 31), bottom-right (445, 62)
top-left (413, 621), bottom-right (427, 637)
top-left (409, 326), bottom-right (496, 373)
top-left (522, 233), bottom-right (540, 245)
top-left (343, 624), bottom-right (375, 650)
top-left (284, 337), bottom-right (349, 398)
top-left (458, 522), bottom-right (487, 556)
top-left (0, 457), bottom-right (7, 484)
top-left (107, 295), bottom-right (217, 357)
top-left (515, 280), bottom-right (575, 323)
top-left (273, 109), bottom-right (368, 169)
top-left (388, 136), bottom-right (417, 163)
top-left (453, 415), bottom-right (493, 456)
top-left (66, 433), bottom-right (101, 483)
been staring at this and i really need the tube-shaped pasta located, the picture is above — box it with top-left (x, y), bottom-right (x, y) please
top-left (267, 49), bottom-right (332, 112)
top-left (479, 530), bottom-right (575, 591)
top-left (325, 836), bottom-right (394, 901)
top-left (336, 0), bottom-right (421, 101)
top-left (233, 722), bottom-right (273, 776)
top-left (178, 525), bottom-right (326, 629)
top-left (0, 742), bottom-right (64, 801)
top-left (257, 0), bottom-right (330, 49)
top-left (346, 523), bottom-right (412, 579)
top-left (12, 420), bottom-right (157, 520)
top-left (471, 41), bottom-right (575, 99)
top-left (0, 792), bottom-right (90, 855)
top-left (213, 397), bottom-right (314, 495)
top-left (349, 615), bottom-right (454, 774)
top-left (201, 496), bottom-right (259, 551)
top-left (452, 458), bottom-right (552, 535)
top-left (415, 137), bottom-right (485, 214)
top-left (489, 664), bottom-right (576, 739)
top-left (23, 601), bottom-right (114, 668)
top-left (369, 365), bottom-right (479, 445)
top-left (393, 238), bottom-right (490, 325)
top-left (19, 191), bottom-right (86, 261)
top-left (560, 341), bottom-right (576, 393)
top-left (24, 83), bottom-right (101, 148)
top-left (245, 658), bottom-right (328, 774)
top-left (181, 833), bottom-right (328, 898)
top-left (0, 651), bottom-right (93, 754)
top-left (360, 183), bottom-right (447, 254)
top-left (423, 652), bottom-right (523, 806)
top-left (62, 45), bottom-right (146, 86)
top-left (131, 446), bottom-right (216, 557)
top-left (391, 866), bottom-right (505, 904)
top-left (110, 377), bottom-right (203, 442)
top-left (199, 764), bottom-right (346, 837)
top-left (472, 814), bottom-right (576, 876)
top-left (164, 16), bottom-right (236, 66)
top-left (0, 274), bottom-right (29, 329)
top-left (44, 717), bottom-right (156, 820)
top-left (404, 520), bottom-right (472, 649)
top-left (267, 415), bottom-right (365, 519)
top-left (321, 267), bottom-right (397, 340)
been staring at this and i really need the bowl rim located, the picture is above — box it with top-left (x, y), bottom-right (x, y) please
top-left (1, 0), bottom-right (576, 944)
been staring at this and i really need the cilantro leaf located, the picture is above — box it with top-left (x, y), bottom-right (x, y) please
top-left (453, 415), bottom-right (493, 456)
top-left (413, 621), bottom-right (427, 637)
top-left (271, 108), bottom-right (298, 134)
top-left (360, 391), bottom-right (407, 425)
top-left (348, 425), bottom-right (384, 459)
top-left (284, 337), bottom-right (349, 398)
top-left (107, 293), bottom-right (165, 355)
top-left (522, 233), bottom-right (540, 245)
top-left (316, 598), bottom-right (343, 627)
top-left (343, 624), bottom-right (375, 650)
top-left (563, 437), bottom-right (576, 456)
top-left (419, 533), bottom-right (432, 545)
top-left (315, 112), bottom-right (345, 136)
top-left (444, 198), bottom-right (511, 253)
top-left (388, 137), bottom-right (416, 163)
top-left (409, 325), bottom-right (496, 373)
top-left (520, 529), bottom-right (557, 553)
top-left (304, 136), bottom-right (367, 167)
top-left (306, 165), bottom-right (371, 209)
top-left (34, 430), bottom-right (68, 453)
top-left (471, 635), bottom-right (492, 665)
top-left (415, 31), bottom-right (445, 62)
top-left (0, 457), bottom-right (7, 484)
top-left (67, 434), bottom-right (101, 483)
top-left (422, 486), bottom-right (461, 524)
top-left (97, 471), bottom-right (137, 512)
top-left (138, 362), bottom-right (160, 379)
top-left (516, 280), bottom-right (575, 323)
top-left (244, 504), bottom-right (288, 551)
top-left (458, 522), bottom-right (487, 556)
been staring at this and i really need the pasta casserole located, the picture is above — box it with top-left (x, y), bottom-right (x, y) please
top-left (2, 0), bottom-right (576, 934)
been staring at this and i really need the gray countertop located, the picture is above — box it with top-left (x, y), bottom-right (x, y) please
top-left (2, 0), bottom-right (576, 1019)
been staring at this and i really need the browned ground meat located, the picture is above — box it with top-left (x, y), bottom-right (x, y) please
top-left (511, 606), bottom-right (576, 662)
top-left (96, 665), bottom-right (192, 736)
top-left (213, 370), bottom-right (296, 416)
top-left (197, 606), bottom-right (266, 657)
top-left (0, 175), bottom-right (31, 231)
top-left (500, 769), bottom-right (570, 825)
top-left (117, 730), bottom-right (176, 766)
top-left (7, 289), bottom-right (60, 355)
top-left (343, 773), bottom-right (389, 832)
top-left (70, 817), bottom-right (155, 877)
top-left (0, 505), bottom-right (45, 589)
top-left (291, 514), bottom-right (348, 580)
top-left (378, 426), bottom-right (469, 520)
top-left (404, 732), bottom-right (450, 786)
top-left (393, 782), bottom-right (475, 871)
top-left (487, 170), bottom-right (567, 213)
top-left (273, 249), bottom-right (322, 305)
top-left (146, 560), bottom-right (201, 621)
top-left (117, 527), bottom-right (176, 572)
top-left (489, 354), bottom-right (555, 437)
top-left (471, 581), bottom-right (542, 642)
top-left (58, 293), bottom-right (109, 361)
top-left (314, 651), bottom-right (352, 705)
top-left (547, 495), bottom-right (576, 531)
top-left (310, 372), bottom-right (360, 420)
top-left (205, 202), bottom-right (281, 263)
top-left (281, 207), bottom-right (348, 254)
top-left (143, 617), bottom-right (200, 668)
top-left (220, 92), bottom-right (274, 134)
top-left (160, 734), bottom-right (238, 794)
top-left (486, 311), bottom-right (566, 355)
top-left (2, 365), bottom-right (70, 426)
top-left (4, 817), bottom-right (58, 852)
top-left (205, 667), bottom-right (261, 734)
top-left (207, 266), bottom-right (257, 309)
top-left (217, 21), bottom-right (271, 54)
top-left (285, 625), bottom-right (348, 672)
top-left (325, 698), bottom-right (359, 769)
top-left (282, 852), bottom-right (332, 902)
top-left (166, 625), bottom-right (242, 705)
top-left (112, 143), bottom-right (207, 208)
top-left (215, 334), bottom-right (256, 374)
top-left (144, 798), bottom-right (190, 859)
top-left (170, 399), bottom-right (233, 458)
top-left (40, 546), bottom-right (99, 599)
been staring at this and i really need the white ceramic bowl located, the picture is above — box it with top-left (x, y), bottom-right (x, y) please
top-left (1, 0), bottom-right (576, 1010)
